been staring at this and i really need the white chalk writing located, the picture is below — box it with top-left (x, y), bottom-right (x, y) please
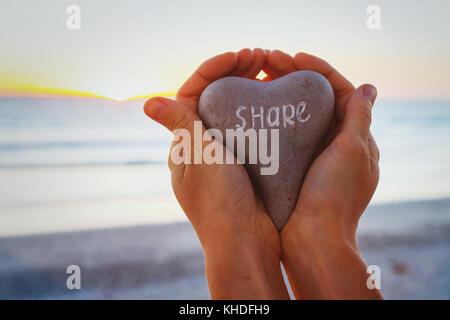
top-left (235, 101), bottom-right (310, 130)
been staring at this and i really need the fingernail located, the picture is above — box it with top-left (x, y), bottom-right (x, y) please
top-left (363, 85), bottom-right (377, 105)
top-left (145, 100), bottom-right (167, 120)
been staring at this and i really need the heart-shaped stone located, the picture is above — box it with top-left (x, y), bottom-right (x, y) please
top-left (198, 70), bottom-right (334, 230)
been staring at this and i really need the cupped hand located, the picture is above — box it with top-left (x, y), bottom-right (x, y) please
top-left (262, 50), bottom-right (379, 231)
top-left (143, 49), bottom-right (289, 299)
top-left (262, 50), bottom-right (382, 299)
top-left (264, 51), bottom-right (380, 242)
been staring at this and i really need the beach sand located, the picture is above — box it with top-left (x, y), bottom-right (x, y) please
top-left (0, 198), bottom-right (449, 299)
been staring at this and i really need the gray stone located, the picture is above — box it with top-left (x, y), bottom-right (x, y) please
top-left (198, 70), bottom-right (334, 230)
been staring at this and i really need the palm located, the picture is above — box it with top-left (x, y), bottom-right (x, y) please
top-left (200, 160), bottom-right (280, 252)
top-left (298, 132), bottom-right (347, 211)
top-left (170, 49), bottom-right (281, 255)
top-left (179, 144), bottom-right (277, 227)
top-left (259, 50), bottom-right (378, 224)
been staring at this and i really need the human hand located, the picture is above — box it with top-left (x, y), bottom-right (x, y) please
top-left (143, 49), bottom-right (289, 299)
top-left (262, 50), bottom-right (382, 299)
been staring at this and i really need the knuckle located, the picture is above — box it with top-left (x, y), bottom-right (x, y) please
top-left (167, 148), bottom-right (186, 180)
top-left (340, 134), bottom-right (368, 158)
top-left (167, 149), bottom-right (176, 169)
top-left (169, 114), bottom-right (192, 131)
top-left (294, 52), bottom-right (308, 61)
top-left (359, 103), bottom-right (372, 128)
top-left (353, 140), bottom-right (369, 158)
top-left (371, 140), bottom-right (380, 160)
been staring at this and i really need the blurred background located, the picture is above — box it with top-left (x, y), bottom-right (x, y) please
top-left (0, 0), bottom-right (449, 299)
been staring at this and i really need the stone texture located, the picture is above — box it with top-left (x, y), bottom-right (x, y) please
top-left (198, 70), bottom-right (334, 230)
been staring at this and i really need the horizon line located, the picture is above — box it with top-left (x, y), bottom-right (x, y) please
top-left (1, 86), bottom-right (450, 104)
top-left (0, 86), bottom-right (176, 102)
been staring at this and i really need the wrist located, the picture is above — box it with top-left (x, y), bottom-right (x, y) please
top-left (203, 234), bottom-right (289, 299)
top-left (205, 245), bottom-right (283, 299)
top-left (281, 210), bottom-right (382, 299)
top-left (281, 209), bottom-right (358, 254)
top-left (281, 236), bottom-right (364, 299)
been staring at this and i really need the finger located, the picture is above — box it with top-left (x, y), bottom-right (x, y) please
top-left (368, 131), bottom-right (380, 162)
top-left (368, 134), bottom-right (380, 190)
top-left (293, 52), bottom-right (355, 121)
top-left (263, 50), bottom-right (296, 79)
top-left (262, 50), bottom-right (280, 79)
top-left (368, 130), bottom-right (380, 176)
top-left (230, 48), bottom-right (254, 76)
top-left (176, 51), bottom-right (238, 111)
top-left (144, 97), bottom-right (198, 133)
top-left (261, 49), bottom-right (278, 79)
top-left (241, 48), bottom-right (267, 79)
top-left (262, 64), bottom-right (278, 80)
top-left (144, 97), bottom-right (208, 174)
top-left (341, 84), bottom-right (377, 140)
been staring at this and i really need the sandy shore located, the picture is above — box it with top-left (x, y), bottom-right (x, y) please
top-left (0, 198), bottom-right (449, 299)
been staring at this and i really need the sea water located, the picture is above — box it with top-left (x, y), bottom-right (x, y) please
top-left (0, 97), bottom-right (449, 299)
top-left (0, 97), bottom-right (449, 236)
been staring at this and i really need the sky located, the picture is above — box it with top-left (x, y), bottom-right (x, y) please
top-left (0, 0), bottom-right (449, 101)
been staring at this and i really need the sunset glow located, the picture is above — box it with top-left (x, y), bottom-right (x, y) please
top-left (0, 1), bottom-right (449, 101)
top-left (0, 85), bottom-right (176, 102)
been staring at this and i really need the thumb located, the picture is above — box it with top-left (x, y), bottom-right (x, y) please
top-left (342, 84), bottom-right (377, 139)
top-left (143, 97), bottom-right (198, 132)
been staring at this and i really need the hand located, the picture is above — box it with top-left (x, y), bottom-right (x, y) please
top-left (262, 50), bottom-right (383, 299)
top-left (143, 49), bottom-right (290, 299)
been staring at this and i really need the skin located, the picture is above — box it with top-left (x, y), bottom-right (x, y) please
top-left (265, 51), bottom-right (383, 299)
top-left (143, 49), bottom-right (383, 300)
top-left (144, 49), bottom-right (289, 299)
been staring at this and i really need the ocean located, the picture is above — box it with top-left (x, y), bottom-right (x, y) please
top-left (0, 97), bottom-right (449, 299)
